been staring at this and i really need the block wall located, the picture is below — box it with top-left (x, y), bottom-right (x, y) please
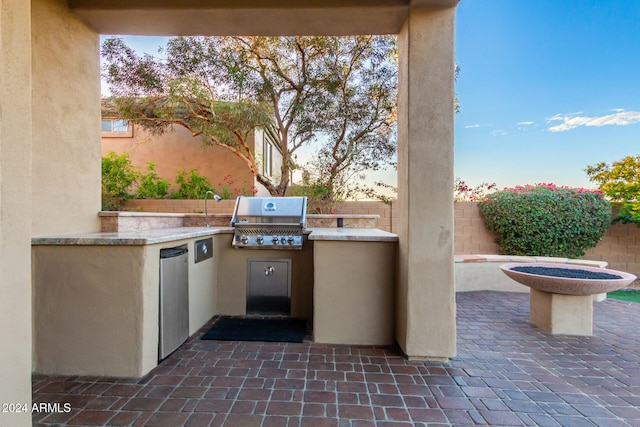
top-left (453, 202), bottom-right (499, 254)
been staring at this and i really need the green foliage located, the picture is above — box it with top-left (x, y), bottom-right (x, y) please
top-left (478, 183), bottom-right (611, 258)
top-left (135, 162), bottom-right (169, 199)
top-left (585, 155), bottom-right (640, 226)
top-left (585, 155), bottom-right (640, 202)
top-left (101, 152), bottom-right (138, 210)
top-left (172, 169), bottom-right (214, 199)
top-left (101, 152), bottom-right (235, 206)
top-left (610, 202), bottom-right (640, 225)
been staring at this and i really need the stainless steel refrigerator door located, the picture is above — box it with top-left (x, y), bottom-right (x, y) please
top-left (247, 259), bottom-right (291, 315)
top-left (159, 247), bottom-right (189, 360)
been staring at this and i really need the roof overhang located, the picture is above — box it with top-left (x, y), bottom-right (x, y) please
top-left (70, 0), bottom-right (459, 36)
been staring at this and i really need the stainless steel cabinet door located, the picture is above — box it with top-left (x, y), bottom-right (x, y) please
top-left (247, 259), bottom-right (291, 315)
top-left (159, 248), bottom-right (189, 360)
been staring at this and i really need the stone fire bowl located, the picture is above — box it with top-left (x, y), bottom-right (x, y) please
top-left (499, 262), bottom-right (637, 296)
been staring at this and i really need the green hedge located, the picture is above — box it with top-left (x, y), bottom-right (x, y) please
top-left (478, 184), bottom-right (611, 258)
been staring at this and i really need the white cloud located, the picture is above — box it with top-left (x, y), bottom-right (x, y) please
top-left (547, 111), bottom-right (584, 122)
top-left (490, 130), bottom-right (508, 136)
top-left (464, 124), bottom-right (480, 129)
top-left (546, 114), bottom-right (564, 122)
top-left (547, 110), bottom-right (640, 132)
top-left (517, 121), bottom-right (534, 126)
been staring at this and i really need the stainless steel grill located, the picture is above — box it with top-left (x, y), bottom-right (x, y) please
top-left (230, 196), bottom-right (307, 249)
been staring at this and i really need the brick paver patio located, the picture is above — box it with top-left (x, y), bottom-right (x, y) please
top-left (31, 291), bottom-right (640, 426)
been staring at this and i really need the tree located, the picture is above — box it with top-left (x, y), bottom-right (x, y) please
top-left (454, 178), bottom-right (496, 202)
top-left (101, 36), bottom-right (397, 197)
top-left (585, 155), bottom-right (640, 225)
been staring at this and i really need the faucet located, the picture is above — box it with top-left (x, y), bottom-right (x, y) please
top-left (204, 191), bottom-right (222, 227)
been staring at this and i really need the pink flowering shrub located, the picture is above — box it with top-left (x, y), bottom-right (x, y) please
top-left (478, 183), bottom-right (611, 258)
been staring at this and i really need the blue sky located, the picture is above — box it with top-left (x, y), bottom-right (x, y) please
top-left (455, 0), bottom-right (640, 190)
top-left (101, 0), bottom-right (640, 193)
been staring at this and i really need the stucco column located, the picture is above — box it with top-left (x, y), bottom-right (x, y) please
top-left (31, 0), bottom-right (101, 236)
top-left (0, 0), bottom-right (33, 425)
top-left (396, 7), bottom-right (456, 359)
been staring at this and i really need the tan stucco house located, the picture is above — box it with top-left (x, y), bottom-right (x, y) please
top-left (101, 118), bottom-right (282, 197)
top-left (1, 1), bottom-right (458, 425)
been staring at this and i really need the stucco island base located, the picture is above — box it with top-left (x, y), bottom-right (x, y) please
top-left (529, 289), bottom-right (593, 335)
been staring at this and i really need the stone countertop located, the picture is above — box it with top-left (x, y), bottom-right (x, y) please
top-left (32, 227), bottom-right (398, 246)
top-left (98, 211), bottom-right (188, 218)
top-left (32, 227), bottom-right (234, 246)
top-left (307, 228), bottom-right (398, 242)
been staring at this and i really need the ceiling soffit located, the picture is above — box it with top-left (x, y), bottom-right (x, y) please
top-left (69, 0), bottom-right (458, 36)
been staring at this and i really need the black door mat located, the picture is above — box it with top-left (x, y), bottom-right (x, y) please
top-left (200, 316), bottom-right (306, 343)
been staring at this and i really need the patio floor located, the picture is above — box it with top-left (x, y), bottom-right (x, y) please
top-left (32, 291), bottom-right (640, 426)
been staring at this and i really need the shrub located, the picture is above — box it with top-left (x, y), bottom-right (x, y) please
top-left (478, 183), bottom-right (611, 258)
top-left (172, 169), bottom-right (214, 199)
top-left (101, 152), bottom-right (138, 210)
top-left (135, 162), bottom-right (169, 199)
top-left (215, 174), bottom-right (258, 199)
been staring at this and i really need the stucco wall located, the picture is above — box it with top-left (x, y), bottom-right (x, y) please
top-left (313, 240), bottom-right (395, 345)
top-left (1, 0), bottom-right (100, 423)
top-left (33, 245), bottom-right (151, 376)
top-left (32, 0), bottom-right (101, 235)
top-left (33, 236), bottom-right (221, 378)
top-left (102, 125), bottom-right (259, 197)
top-left (0, 0), bottom-right (33, 425)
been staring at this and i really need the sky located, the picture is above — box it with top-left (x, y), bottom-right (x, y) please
top-left (100, 0), bottom-right (640, 193)
top-left (454, 0), bottom-right (640, 190)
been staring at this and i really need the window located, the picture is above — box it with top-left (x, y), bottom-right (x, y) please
top-left (263, 138), bottom-right (273, 177)
top-left (101, 119), bottom-right (132, 137)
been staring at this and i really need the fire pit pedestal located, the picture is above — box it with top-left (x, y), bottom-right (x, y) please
top-left (529, 289), bottom-right (594, 335)
top-left (500, 262), bottom-right (637, 336)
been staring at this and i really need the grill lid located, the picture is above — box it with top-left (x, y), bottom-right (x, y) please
top-left (231, 196), bottom-right (307, 227)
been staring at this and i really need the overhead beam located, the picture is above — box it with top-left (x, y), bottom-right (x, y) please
top-left (69, 0), bottom-right (457, 36)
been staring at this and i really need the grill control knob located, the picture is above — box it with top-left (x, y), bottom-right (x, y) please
top-left (272, 236), bottom-right (279, 244)
top-left (241, 235), bottom-right (249, 244)
top-left (280, 236), bottom-right (287, 244)
top-left (287, 236), bottom-right (294, 244)
top-left (256, 235), bottom-right (264, 244)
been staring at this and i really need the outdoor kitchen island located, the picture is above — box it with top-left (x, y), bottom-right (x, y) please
top-left (31, 225), bottom-right (397, 378)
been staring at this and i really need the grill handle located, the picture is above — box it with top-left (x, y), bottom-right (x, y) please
top-left (232, 222), bottom-right (305, 227)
